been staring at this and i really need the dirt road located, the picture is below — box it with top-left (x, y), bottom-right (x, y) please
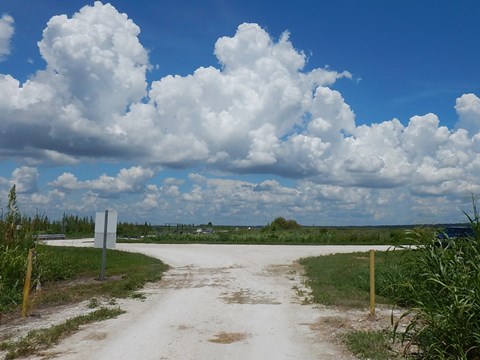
top-left (30, 241), bottom-right (392, 359)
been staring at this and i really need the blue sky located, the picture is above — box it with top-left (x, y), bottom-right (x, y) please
top-left (0, 1), bottom-right (479, 226)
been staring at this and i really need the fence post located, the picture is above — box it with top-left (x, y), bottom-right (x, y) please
top-left (369, 249), bottom-right (375, 318)
top-left (21, 249), bottom-right (34, 318)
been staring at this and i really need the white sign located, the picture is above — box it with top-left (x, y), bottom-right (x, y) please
top-left (94, 210), bottom-right (118, 249)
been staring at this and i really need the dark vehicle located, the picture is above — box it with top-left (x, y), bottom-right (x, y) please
top-left (435, 226), bottom-right (475, 247)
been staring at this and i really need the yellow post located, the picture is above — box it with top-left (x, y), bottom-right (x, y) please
top-left (369, 249), bottom-right (375, 318)
top-left (21, 249), bottom-right (34, 318)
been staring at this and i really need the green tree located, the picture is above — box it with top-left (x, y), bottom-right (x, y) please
top-left (266, 217), bottom-right (301, 231)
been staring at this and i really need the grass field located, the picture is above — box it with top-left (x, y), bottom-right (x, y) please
top-left (299, 250), bottom-right (407, 308)
top-left (32, 245), bottom-right (169, 306)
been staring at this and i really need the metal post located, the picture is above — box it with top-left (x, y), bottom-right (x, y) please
top-left (100, 210), bottom-right (109, 281)
top-left (369, 249), bottom-right (375, 318)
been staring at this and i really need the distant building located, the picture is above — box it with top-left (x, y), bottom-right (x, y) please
top-left (195, 228), bottom-right (214, 234)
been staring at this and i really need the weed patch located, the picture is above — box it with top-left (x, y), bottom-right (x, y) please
top-left (345, 330), bottom-right (397, 359)
top-left (1, 307), bottom-right (124, 359)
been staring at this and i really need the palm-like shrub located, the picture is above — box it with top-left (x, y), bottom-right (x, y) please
top-left (395, 207), bottom-right (480, 359)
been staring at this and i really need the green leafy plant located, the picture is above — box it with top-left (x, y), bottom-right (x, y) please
top-left (0, 245), bottom-right (27, 314)
top-left (0, 185), bottom-right (38, 315)
top-left (393, 202), bottom-right (480, 359)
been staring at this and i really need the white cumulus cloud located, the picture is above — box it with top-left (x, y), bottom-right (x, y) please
top-left (0, 2), bottom-right (149, 161)
top-left (0, 14), bottom-right (14, 60)
top-left (49, 166), bottom-right (154, 197)
top-left (11, 166), bottom-right (38, 194)
top-left (455, 93), bottom-right (480, 135)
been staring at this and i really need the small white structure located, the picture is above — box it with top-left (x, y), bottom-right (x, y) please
top-left (94, 210), bottom-right (117, 249)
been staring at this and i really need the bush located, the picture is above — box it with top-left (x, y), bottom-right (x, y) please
top-left (264, 217), bottom-right (301, 231)
top-left (393, 225), bottom-right (480, 359)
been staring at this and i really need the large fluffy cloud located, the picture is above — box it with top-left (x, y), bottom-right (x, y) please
top-left (37, 2), bottom-right (149, 120)
top-left (0, 14), bottom-right (14, 60)
top-left (0, 2), bottom-right (149, 162)
top-left (125, 22), bottom-right (356, 173)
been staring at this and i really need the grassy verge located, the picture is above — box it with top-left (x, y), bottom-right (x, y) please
top-left (298, 250), bottom-right (407, 308)
top-left (1, 244), bottom-right (168, 359)
top-left (0, 307), bottom-right (125, 359)
top-left (299, 250), bottom-right (409, 359)
top-left (32, 244), bottom-right (169, 307)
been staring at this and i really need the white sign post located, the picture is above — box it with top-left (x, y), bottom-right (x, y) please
top-left (95, 210), bottom-right (117, 281)
top-left (94, 210), bottom-right (117, 249)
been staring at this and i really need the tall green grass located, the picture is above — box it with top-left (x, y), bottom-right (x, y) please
top-left (0, 245), bottom-right (28, 313)
top-left (0, 185), bottom-right (36, 314)
top-left (392, 229), bottom-right (480, 359)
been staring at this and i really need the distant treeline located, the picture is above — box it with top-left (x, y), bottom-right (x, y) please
top-left (0, 211), bottom-right (155, 239)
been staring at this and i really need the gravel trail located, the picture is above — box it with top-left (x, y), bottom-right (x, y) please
top-left (24, 241), bottom-right (391, 360)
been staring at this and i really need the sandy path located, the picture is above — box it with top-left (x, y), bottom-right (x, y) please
top-left (27, 241), bottom-right (391, 360)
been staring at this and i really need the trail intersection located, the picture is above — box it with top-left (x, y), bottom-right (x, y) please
top-left (26, 242), bottom-right (392, 359)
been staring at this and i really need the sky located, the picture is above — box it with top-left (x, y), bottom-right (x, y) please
top-left (0, 1), bottom-right (480, 226)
